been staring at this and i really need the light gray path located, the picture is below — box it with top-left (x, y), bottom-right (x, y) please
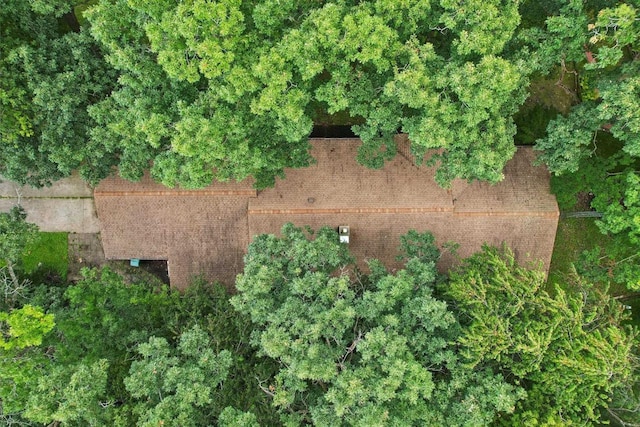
top-left (561, 211), bottom-right (603, 218)
top-left (0, 173), bottom-right (100, 233)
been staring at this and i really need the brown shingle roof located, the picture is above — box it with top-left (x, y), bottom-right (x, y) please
top-left (95, 173), bottom-right (255, 288)
top-left (451, 147), bottom-right (559, 214)
top-left (250, 138), bottom-right (453, 213)
top-left (95, 139), bottom-right (559, 289)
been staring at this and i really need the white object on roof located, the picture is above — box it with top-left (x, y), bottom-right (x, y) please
top-left (338, 226), bottom-right (350, 244)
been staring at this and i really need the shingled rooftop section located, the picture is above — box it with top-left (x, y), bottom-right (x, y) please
top-left (94, 174), bottom-right (256, 288)
top-left (95, 138), bottom-right (559, 289)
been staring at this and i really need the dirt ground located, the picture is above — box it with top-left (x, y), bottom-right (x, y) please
top-left (67, 233), bottom-right (169, 285)
top-left (67, 233), bottom-right (105, 281)
top-left (525, 67), bottom-right (579, 114)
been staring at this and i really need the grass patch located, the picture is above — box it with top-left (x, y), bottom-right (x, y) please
top-left (22, 232), bottom-right (68, 281)
top-left (548, 218), bottom-right (610, 286)
top-left (548, 218), bottom-right (640, 325)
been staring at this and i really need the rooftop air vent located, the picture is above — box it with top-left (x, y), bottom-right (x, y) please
top-left (338, 226), bottom-right (350, 244)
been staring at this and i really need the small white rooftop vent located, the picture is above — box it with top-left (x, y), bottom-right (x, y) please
top-left (338, 226), bottom-right (350, 244)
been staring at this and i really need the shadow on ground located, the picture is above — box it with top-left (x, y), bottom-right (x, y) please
top-left (68, 233), bottom-right (169, 285)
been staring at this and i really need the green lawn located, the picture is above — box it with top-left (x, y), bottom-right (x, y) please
top-left (548, 218), bottom-right (639, 326)
top-left (22, 232), bottom-right (68, 280)
top-left (548, 218), bottom-right (609, 287)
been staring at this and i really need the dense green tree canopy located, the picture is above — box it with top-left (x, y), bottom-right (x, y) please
top-left (0, 265), bottom-right (279, 426)
top-left (533, 1), bottom-right (640, 267)
top-left (12, 0), bottom-right (633, 194)
top-left (446, 244), bottom-right (637, 425)
top-left (124, 325), bottom-right (233, 427)
top-left (80, 0), bottom-right (529, 188)
top-left (1, 222), bottom-right (638, 425)
top-left (0, 0), bottom-right (636, 200)
top-left (231, 226), bottom-right (638, 425)
top-left (0, 0), bottom-right (115, 186)
top-left (6, 268), bottom-right (179, 425)
top-left (232, 225), bottom-right (523, 425)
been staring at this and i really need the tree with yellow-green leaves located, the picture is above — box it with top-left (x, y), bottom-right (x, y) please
top-left (83, 0), bottom-right (527, 189)
top-left (531, 0), bottom-right (640, 291)
top-left (446, 244), bottom-right (638, 425)
top-left (232, 227), bottom-right (638, 426)
top-left (231, 226), bottom-right (517, 425)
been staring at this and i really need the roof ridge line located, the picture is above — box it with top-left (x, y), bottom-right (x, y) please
top-left (452, 211), bottom-right (560, 217)
top-left (248, 207), bottom-right (454, 214)
top-left (94, 190), bottom-right (257, 197)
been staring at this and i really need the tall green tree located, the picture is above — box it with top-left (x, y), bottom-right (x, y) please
top-left (255, 0), bottom-right (527, 185)
top-left (0, 304), bottom-right (55, 419)
top-left (85, 0), bottom-right (312, 189)
top-left (446, 244), bottom-right (638, 425)
top-left (529, 0), bottom-right (639, 172)
top-left (124, 325), bottom-right (233, 427)
top-left (165, 279), bottom-right (280, 426)
top-left (0, 268), bottom-right (177, 425)
top-left (85, 0), bottom-right (528, 189)
top-left (1, 266), bottom-right (280, 426)
top-left (0, 206), bottom-right (38, 306)
top-left (529, 1), bottom-right (640, 290)
top-left (232, 224), bottom-right (522, 425)
top-left (0, 0), bottom-right (116, 186)
top-left (36, 269), bottom-right (183, 424)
